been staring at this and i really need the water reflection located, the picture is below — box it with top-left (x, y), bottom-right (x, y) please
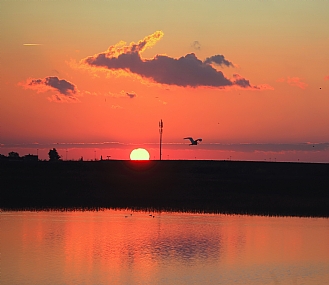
top-left (1, 210), bottom-right (329, 285)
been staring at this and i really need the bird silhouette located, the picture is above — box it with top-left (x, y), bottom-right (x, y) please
top-left (184, 137), bottom-right (202, 145)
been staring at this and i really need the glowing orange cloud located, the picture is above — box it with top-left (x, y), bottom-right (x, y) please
top-left (277, 76), bottom-right (308, 89)
top-left (23, 43), bottom-right (43, 46)
top-left (103, 30), bottom-right (163, 58)
top-left (107, 90), bottom-right (137, 99)
top-left (81, 32), bottom-right (269, 90)
top-left (19, 76), bottom-right (79, 102)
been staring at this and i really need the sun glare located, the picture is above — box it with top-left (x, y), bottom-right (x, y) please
top-left (130, 148), bottom-right (150, 160)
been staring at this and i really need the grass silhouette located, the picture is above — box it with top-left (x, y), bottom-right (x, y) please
top-left (1, 160), bottom-right (329, 217)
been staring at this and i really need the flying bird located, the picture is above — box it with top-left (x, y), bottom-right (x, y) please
top-left (184, 137), bottom-right (203, 145)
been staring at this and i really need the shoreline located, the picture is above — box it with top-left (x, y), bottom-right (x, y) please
top-left (1, 160), bottom-right (329, 217)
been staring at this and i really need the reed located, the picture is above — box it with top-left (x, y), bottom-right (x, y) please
top-left (1, 160), bottom-right (329, 217)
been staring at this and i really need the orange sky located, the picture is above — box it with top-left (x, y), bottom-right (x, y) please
top-left (1, 1), bottom-right (329, 161)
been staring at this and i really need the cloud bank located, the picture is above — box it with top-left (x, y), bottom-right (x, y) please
top-left (81, 31), bottom-right (267, 90)
top-left (20, 76), bottom-right (79, 102)
top-left (190, 142), bottom-right (329, 152)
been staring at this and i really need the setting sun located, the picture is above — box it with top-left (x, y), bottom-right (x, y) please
top-left (130, 148), bottom-right (150, 160)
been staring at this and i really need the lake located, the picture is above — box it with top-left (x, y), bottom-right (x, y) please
top-left (2, 210), bottom-right (329, 285)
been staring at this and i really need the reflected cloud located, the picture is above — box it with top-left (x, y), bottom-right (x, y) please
top-left (149, 235), bottom-right (221, 263)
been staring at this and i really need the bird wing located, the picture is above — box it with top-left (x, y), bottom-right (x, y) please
top-left (197, 138), bottom-right (203, 142)
top-left (184, 137), bottom-right (194, 143)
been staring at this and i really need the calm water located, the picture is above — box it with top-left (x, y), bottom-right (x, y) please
top-left (2, 210), bottom-right (329, 285)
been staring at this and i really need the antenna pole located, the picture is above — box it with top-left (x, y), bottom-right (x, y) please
top-left (159, 119), bottom-right (163, 160)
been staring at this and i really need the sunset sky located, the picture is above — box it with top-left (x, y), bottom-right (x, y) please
top-left (1, 0), bottom-right (329, 161)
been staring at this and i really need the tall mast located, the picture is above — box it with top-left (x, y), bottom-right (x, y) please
top-left (159, 119), bottom-right (163, 160)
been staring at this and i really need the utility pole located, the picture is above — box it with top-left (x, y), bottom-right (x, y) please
top-left (159, 119), bottom-right (163, 160)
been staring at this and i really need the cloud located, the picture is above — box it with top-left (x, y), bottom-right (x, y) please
top-left (20, 76), bottom-right (79, 102)
top-left (108, 90), bottom-right (137, 99)
top-left (81, 31), bottom-right (267, 90)
top-left (160, 142), bottom-right (329, 153)
top-left (23, 43), bottom-right (43, 46)
top-left (324, 75), bottom-right (329, 81)
top-left (196, 142), bottom-right (329, 152)
top-left (286, 77), bottom-right (308, 89)
top-left (103, 30), bottom-right (164, 58)
top-left (203, 55), bottom-right (234, 67)
top-left (191, 41), bottom-right (201, 51)
top-left (126, 92), bottom-right (136, 99)
top-left (232, 74), bottom-right (254, 88)
top-left (277, 76), bottom-right (308, 89)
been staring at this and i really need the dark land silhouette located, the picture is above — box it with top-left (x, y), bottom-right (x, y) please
top-left (1, 160), bottom-right (329, 217)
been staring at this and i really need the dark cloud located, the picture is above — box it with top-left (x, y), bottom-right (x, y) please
top-left (232, 74), bottom-right (256, 88)
top-left (20, 76), bottom-right (78, 102)
top-left (47, 77), bottom-right (76, 95)
top-left (191, 41), bottom-right (201, 51)
top-left (203, 55), bottom-right (234, 67)
top-left (29, 79), bottom-right (43, 85)
top-left (126, 92), bottom-right (136, 99)
top-left (81, 31), bottom-right (268, 90)
top-left (84, 51), bottom-right (253, 88)
top-left (27, 76), bottom-right (77, 95)
top-left (85, 51), bottom-right (234, 87)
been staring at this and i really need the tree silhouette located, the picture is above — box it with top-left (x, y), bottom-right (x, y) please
top-left (48, 148), bottom-right (61, 161)
top-left (8, 151), bottom-right (20, 158)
